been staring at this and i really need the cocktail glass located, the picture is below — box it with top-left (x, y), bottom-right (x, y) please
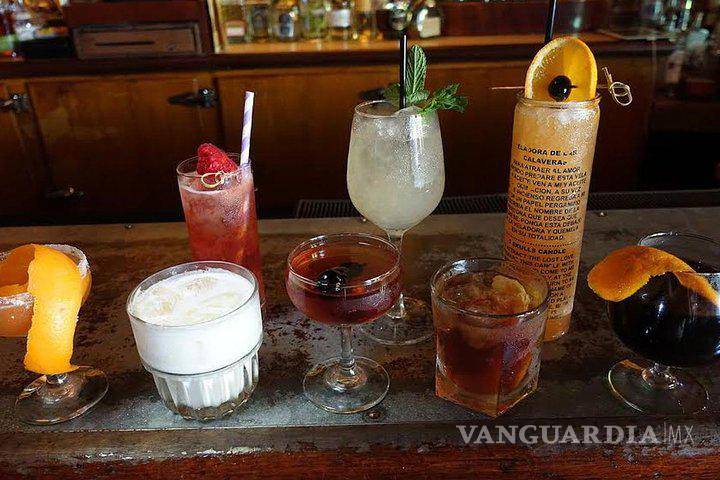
top-left (286, 233), bottom-right (401, 413)
top-left (432, 258), bottom-right (549, 417)
top-left (1, 245), bottom-right (108, 425)
top-left (127, 261), bottom-right (262, 421)
top-left (347, 100), bottom-right (444, 345)
top-left (177, 154), bottom-right (265, 303)
top-left (607, 232), bottom-right (720, 414)
top-left (503, 94), bottom-right (600, 341)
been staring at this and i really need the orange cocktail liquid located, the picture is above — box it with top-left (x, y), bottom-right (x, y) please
top-left (503, 95), bottom-right (600, 341)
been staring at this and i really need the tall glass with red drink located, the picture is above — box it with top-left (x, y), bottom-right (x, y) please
top-left (177, 154), bottom-right (264, 301)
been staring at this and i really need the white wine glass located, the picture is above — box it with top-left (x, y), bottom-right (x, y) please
top-left (347, 100), bottom-right (445, 345)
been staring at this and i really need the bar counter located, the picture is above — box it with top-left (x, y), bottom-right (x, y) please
top-left (1, 207), bottom-right (719, 478)
top-left (0, 33), bottom-right (672, 78)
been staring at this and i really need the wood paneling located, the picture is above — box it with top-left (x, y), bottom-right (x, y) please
top-left (218, 66), bottom-right (397, 214)
top-left (28, 73), bottom-right (221, 220)
top-left (0, 81), bottom-right (44, 220)
top-left (218, 56), bottom-right (657, 214)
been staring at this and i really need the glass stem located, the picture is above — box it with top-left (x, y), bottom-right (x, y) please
top-left (642, 363), bottom-right (680, 390)
top-left (46, 374), bottom-right (67, 386)
top-left (386, 230), bottom-right (406, 319)
top-left (339, 325), bottom-right (356, 374)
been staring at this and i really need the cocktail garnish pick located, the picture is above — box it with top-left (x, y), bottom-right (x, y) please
top-left (489, 67), bottom-right (633, 107)
top-left (384, 45), bottom-right (468, 114)
top-left (602, 67), bottom-right (633, 106)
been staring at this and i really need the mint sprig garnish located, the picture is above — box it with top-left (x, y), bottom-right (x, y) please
top-left (383, 45), bottom-right (468, 114)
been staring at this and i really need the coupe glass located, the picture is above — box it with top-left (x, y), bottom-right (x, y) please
top-left (1, 245), bottom-right (109, 425)
top-left (347, 100), bottom-right (445, 345)
top-left (606, 232), bottom-right (720, 414)
top-left (286, 233), bottom-right (401, 413)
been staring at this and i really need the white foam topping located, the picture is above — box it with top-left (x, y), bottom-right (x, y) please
top-left (130, 268), bottom-right (254, 327)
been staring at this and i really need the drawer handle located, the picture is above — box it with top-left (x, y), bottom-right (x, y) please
top-left (0, 93), bottom-right (31, 113)
top-left (45, 187), bottom-right (84, 201)
top-left (168, 88), bottom-right (218, 108)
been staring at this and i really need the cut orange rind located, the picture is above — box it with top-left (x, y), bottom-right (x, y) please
top-left (525, 36), bottom-right (598, 102)
top-left (0, 244), bottom-right (88, 374)
top-left (587, 245), bottom-right (719, 305)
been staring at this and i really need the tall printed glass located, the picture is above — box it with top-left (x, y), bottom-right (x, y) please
top-left (347, 100), bottom-right (445, 345)
top-left (502, 95), bottom-right (600, 341)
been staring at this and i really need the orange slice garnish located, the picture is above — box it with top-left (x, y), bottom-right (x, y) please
top-left (0, 244), bottom-right (91, 338)
top-left (0, 244), bottom-right (84, 374)
top-left (588, 245), bottom-right (719, 305)
top-left (525, 36), bottom-right (598, 102)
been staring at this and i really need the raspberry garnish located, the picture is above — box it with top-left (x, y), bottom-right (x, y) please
top-left (196, 143), bottom-right (237, 174)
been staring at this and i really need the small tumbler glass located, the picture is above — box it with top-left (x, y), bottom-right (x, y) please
top-left (431, 258), bottom-right (550, 417)
top-left (127, 261), bottom-right (262, 421)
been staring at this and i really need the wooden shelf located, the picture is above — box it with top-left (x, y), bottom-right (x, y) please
top-left (0, 33), bottom-right (671, 78)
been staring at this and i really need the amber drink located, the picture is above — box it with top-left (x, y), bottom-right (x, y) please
top-left (432, 259), bottom-right (549, 417)
top-left (503, 95), bottom-right (600, 340)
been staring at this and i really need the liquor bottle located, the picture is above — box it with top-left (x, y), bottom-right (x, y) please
top-left (270, 0), bottom-right (301, 40)
top-left (247, 0), bottom-right (271, 41)
top-left (219, 0), bottom-right (250, 45)
top-left (300, 0), bottom-right (328, 39)
top-left (328, 0), bottom-right (355, 40)
top-left (355, 0), bottom-right (376, 40)
top-left (410, 0), bottom-right (441, 38)
top-left (0, 0), bottom-right (16, 57)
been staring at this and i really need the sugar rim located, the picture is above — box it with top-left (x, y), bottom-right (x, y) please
top-left (0, 244), bottom-right (90, 308)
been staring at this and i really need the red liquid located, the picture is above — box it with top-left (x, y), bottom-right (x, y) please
top-left (178, 164), bottom-right (264, 301)
top-left (286, 241), bottom-right (401, 325)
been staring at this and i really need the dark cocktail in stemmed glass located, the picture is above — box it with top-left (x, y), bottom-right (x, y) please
top-left (590, 232), bottom-right (720, 415)
top-left (286, 233), bottom-right (401, 413)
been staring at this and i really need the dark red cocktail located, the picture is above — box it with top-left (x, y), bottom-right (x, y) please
top-left (286, 233), bottom-right (400, 414)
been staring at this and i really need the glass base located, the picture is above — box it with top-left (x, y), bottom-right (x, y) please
top-left (360, 297), bottom-right (433, 345)
top-left (303, 356), bottom-right (389, 414)
top-left (607, 359), bottom-right (708, 415)
top-left (15, 366), bottom-right (109, 425)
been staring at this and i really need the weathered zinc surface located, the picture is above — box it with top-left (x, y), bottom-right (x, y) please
top-left (0, 208), bottom-right (719, 463)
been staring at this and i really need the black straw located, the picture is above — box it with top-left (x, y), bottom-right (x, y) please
top-left (399, 33), bottom-right (407, 109)
top-left (544, 0), bottom-right (557, 44)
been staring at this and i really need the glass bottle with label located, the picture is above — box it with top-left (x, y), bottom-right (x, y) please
top-left (410, 0), bottom-right (441, 38)
top-left (0, 0), bottom-right (15, 57)
top-left (270, 0), bottom-right (301, 40)
top-left (355, 0), bottom-right (376, 40)
top-left (247, 0), bottom-right (271, 41)
top-left (328, 0), bottom-right (356, 40)
top-left (218, 0), bottom-right (250, 45)
top-left (300, 0), bottom-right (328, 39)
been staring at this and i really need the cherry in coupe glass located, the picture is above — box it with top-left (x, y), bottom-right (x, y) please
top-left (606, 232), bottom-right (720, 415)
top-left (286, 233), bottom-right (401, 413)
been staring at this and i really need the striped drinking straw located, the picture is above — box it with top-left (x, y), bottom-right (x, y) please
top-left (240, 91), bottom-right (255, 166)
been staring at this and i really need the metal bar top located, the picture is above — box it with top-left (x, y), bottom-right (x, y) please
top-left (0, 208), bottom-right (719, 465)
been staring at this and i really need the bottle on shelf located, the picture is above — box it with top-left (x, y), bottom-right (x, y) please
top-left (270, 0), bottom-right (301, 41)
top-left (328, 0), bottom-right (356, 40)
top-left (247, 0), bottom-right (272, 41)
top-left (0, 0), bottom-right (16, 57)
top-left (409, 0), bottom-right (441, 38)
top-left (218, 0), bottom-right (250, 45)
top-left (300, 0), bottom-right (328, 40)
top-left (355, 0), bottom-right (377, 41)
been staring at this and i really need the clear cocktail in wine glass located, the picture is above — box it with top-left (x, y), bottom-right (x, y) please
top-left (347, 100), bottom-right (444, 345)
